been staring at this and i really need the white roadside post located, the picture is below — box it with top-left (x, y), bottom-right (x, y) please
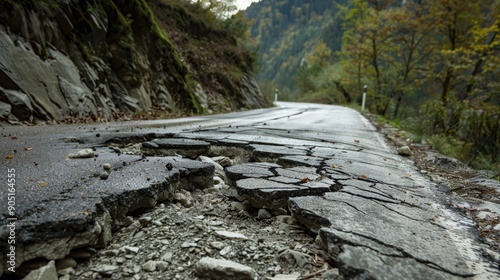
top-left (361, 85), bottom-right (367, 112)
top-left (274, 89), bottom-right (278, 105)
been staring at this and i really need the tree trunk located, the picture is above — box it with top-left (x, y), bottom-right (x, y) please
top-left (333, 81), bottom-right (352, 103)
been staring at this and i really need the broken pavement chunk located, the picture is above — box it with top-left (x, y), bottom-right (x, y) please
top-left (142, 138), bottom-right (210, 158)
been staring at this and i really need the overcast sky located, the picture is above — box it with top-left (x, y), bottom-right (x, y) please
top-left (235, 0), bottom-right (259, 11)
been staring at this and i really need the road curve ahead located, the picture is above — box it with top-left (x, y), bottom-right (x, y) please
top-left (0, 102), bottom-right (498, 279)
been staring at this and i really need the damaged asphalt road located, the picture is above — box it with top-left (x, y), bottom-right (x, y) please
top-left (1, 102), bottom-right (499, 279)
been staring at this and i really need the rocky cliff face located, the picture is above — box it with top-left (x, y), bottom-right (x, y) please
top-left (0, 0), bottom-right (268, 123)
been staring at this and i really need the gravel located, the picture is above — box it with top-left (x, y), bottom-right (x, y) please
top-left (69, 156), bottom-right (333, 279)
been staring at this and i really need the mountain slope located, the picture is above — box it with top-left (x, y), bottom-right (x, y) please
top-left (245, 0), bottom-right (346, 95)
top-left (0, 0), bottom-right (267, 123)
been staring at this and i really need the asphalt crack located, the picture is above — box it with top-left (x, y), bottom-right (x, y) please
top-left (327, 228), bottom-right (475, 277)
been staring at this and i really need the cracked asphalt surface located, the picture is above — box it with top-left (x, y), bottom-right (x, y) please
top-left (0, 102), bottom-right (499, 279)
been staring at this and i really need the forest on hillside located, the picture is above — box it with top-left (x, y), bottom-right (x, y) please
top-left (245, 0), bottom-right (499, 176)
top-left (245, 0), bottom-right (346, 96)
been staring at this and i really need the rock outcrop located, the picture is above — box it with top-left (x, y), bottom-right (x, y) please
top-left (0, 0), bottom-right (268, 123)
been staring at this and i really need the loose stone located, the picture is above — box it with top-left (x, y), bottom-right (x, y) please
top-left (100, 172), bottom-right (109, 180)
top-left (91, 265), bottom-right (119, 277)
top-left (257, 209), bottom-right (273, 220)
top-left (139, 217), bottom-right (152, 227)
top-left (68, 148), bottom-right (94, 159)
top-left (57, 267), bottom-right (75, 276)
top-left (56, 257), bottom-right (77, 270)
top-left (195, 257), bottom-right (256, 280)
top-left (210, 241), bottom-right (226, 250)
top-left (173, 190), bottom-right (195, 208)
top-left (122, 246), bottom-right (140, 254)
top-left (220, 246), bottom-right (232, 256)
top-left (215, 230), bottom-right (249, 240)
top-left (101, 249), bottom-right (119, 257)
top-left (397, 145), bottom-right (412, 156)
top-left (142, 260), bottom-right (157, 272)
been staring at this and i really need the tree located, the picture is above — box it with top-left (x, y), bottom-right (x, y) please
top-left (194, 0), bottom-right (237, 19)
top-left (306, 41), bottom-right (332, 68)
top-left (384, 1), bottom-right (437, 117)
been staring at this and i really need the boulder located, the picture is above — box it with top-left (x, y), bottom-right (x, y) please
top-left (22, 260), bottom-right (58, 280)
top-left (0, 88), bottom-right (33, 121)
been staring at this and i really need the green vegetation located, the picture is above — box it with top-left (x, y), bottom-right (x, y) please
top-left (149, 0), bottom-right (265, 111)
top-left (1, 0), bottom-right (265, 115)
top-left (247, 0), bottom-right (499, 178)
top-left (245, 0), bottom-right (346, 100)
top-left (339, 0), bottom-right (499, 178)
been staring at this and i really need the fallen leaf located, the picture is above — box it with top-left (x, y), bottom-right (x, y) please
top-left (331, 164), bottom-right (338, 168)
top-left (24, 147), bottom-right (33, 151)
top-left (40, 181), bottom-right (46, 187)
top-left (360, 175), bottom-right (367, 179)
top-left (11, 136), bottom-right (18, 140)
top-left (301, 178), bottom-right (309, 183)
top-left (354, 139), bottom-right (360, 143)
top-left (5, 155), bottom-right (14, 159)
top-left (83, 209), bottom-right (90, 215)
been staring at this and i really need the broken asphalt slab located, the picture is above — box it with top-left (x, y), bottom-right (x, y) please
top-left (1, 102), bottom-right (498, 279)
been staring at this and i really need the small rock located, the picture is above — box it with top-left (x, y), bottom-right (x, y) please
top-left (278, 249), bottom-right (311, 268)
top-left (91, 265), bottom-right (119, 277)
top-left (220, 246), bottom-right (232, 256)
top-left (181, 241), bottom-right (197, 248)
top-left (173, 190), bottom-right (195, 208)
top-left (68, 149), bottom-right (94, 159)
top-left (397, 145), bottom-right (412, 156)
top-left (57, 267), bottom-right (75, 276)
top-left (215, 230), bottom-right (249, 240)
top-left (230, 201), bottom-right (248, 211)
top-left (198, 155), bottom-right (224, 172)
top-left (100, 172), bottom-right (109, 180)
top-left (266, 272), bottom-right (301, 280)
top-left (142, 260), bottom-right (157, 272)
top-left (160, 252), bottom-right (173, 262)
top-left (213, 156), bottom-right (233, 167)
top-left (103, 163), bottom-right (112, 170)
top-left (195, 257), bottom-right (255, 280)
top-left (101, 249), bottom-right (119, 257)
top-left (139, 217), bottom-right (152, 227)
top-left (155, 261), bottom-right (169, 272)
top-left (122, 216), bottom-right (135, 227)
top-left (132, 265), bottom-right (141, 273)
top-left (210, 241), bottom-right (226, 250)
top-left (257, 209), bottom-right (273, 220)
top-left (56, 257), bottom-right (77, 270)
top-left (122, 246), bottom-right (140, 254)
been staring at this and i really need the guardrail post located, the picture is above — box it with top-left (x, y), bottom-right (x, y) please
top-left (361, 85), bottom-right (367, 112)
